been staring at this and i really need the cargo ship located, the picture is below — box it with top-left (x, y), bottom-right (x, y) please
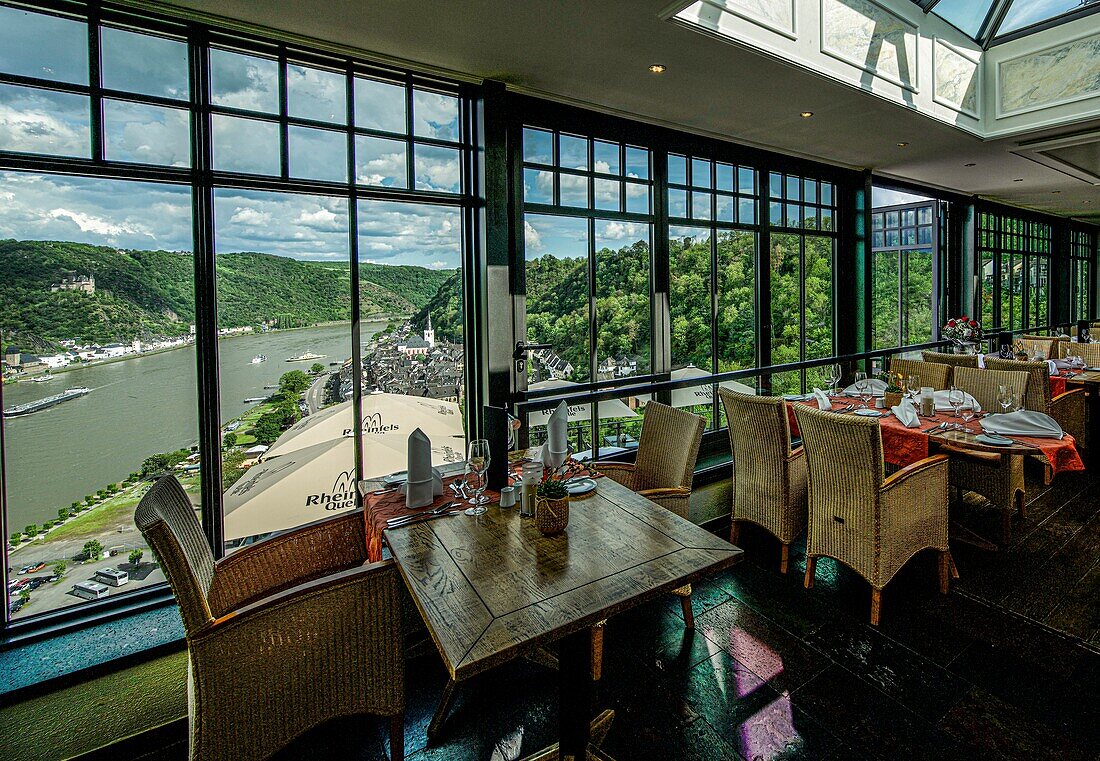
top-left (4, 387), bottom-right (91, 417)
top-left (286, 352), bottom-right (325, 362)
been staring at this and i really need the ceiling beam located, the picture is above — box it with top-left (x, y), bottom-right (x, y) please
top-left (978, 0), bottom-right (1014, 49)
top-left (913, 0), bottom-right (942, 12)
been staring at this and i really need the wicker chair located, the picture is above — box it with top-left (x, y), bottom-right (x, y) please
top-left (719, 389), bottom-right (807, 574)
top-left (983, 357), bottom-right (1086, 481)
top-left (888, 358), bottom-right (951, 390)
top-left (921, 350), bottom-right (979, 369)
top-left (1017, 338), bottom-right (1055, 360)
top-left (793, 405), bottom-right (952, 625)
top-left (1062, 342), bottom-right (1100, 365)
top-left (948, 366), bottom-right (1030, 542)
top-left (591, 401), bottom-right (705, 675)
top-left (135, 476), bottom-right (405, 761)
top-left (1022, 334), bottom-right (1067, 360)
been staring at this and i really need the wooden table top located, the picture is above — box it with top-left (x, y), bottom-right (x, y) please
top-left (1063, 370), bottom-right (1100, 385)
top-left (929, 425), bottom-right (1041, 455)
top-left (384, 476), bottom-right (742, 681)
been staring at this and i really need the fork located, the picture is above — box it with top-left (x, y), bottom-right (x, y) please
top-left (387, 501), bottom-right (458, 527)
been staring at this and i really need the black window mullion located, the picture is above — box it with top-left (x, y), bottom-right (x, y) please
top-left (88, 8), bottom-right (104, 163)
top-left (278, 47), bottom-right (289, 179)
top-left (345, 62), bottom-right (364, 489)
top-left (405, 75), bottom-right (415, 190)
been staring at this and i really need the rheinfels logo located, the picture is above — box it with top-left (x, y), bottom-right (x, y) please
top-left (304, 469), bottom-right (357, 510)
top-left (362, 412), bottom-right (399, 435)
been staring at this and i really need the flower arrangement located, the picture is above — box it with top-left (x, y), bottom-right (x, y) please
top-left (536, 458), bottom-right (584, 499)
top-left (942, 316), bottom-right (982, 343)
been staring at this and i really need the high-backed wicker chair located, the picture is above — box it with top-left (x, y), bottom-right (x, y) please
top-left (135, 476), bottom-right (405, 761)
top-left (1017, 338), bottom-right (1055, 360)
top-left (921, 350), bottom-right (979, 369)
top-left (889, 358), bottom-right (951, 390)
top-left (983, 357), bottom-right (1086, 481)
top-left (793, 405), bottom-right (952, 625)
top-left (591, 401), bottom-right (705, 674)
top-left (719, 389), bottom-right (807, 574)
top-left (1062, 341), bottom-right (1100, 365)
top-left (947, 366), bottom-right (1030, 542)
top-left (1022, 334), bottom-right (1066, 360)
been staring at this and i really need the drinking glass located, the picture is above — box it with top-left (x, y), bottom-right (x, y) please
top-left (906, 374), bottom-right (920, 398)
top-left (1012, 393), bottom-right (1024, 412)
top-left (853, 371), bottom-right (869, 408)
top-left (997, 385), bottom-right (1012, 414)
top-left (948, 386), bottom-right (964, 418)
top-left (464, 439), bottom-right (491, 516)
top-left (959, 403), bottom-right (975, 433)
top-left (827, 363), bottom-right (842, 396)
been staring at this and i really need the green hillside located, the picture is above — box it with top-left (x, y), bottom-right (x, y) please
top-left (0, 240), bottom-right (455, 348)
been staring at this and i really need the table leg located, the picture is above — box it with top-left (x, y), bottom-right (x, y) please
top-left (1087, 386), bottom-right (1100, 470)
top-left (559, 627), bottom-right (593, 761)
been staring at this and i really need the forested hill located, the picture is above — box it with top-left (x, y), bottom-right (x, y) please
top-left (0, 240), bottom-right (454, 347)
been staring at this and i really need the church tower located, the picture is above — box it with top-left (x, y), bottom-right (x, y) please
top-left (424, 313), bottom-right (435, 348)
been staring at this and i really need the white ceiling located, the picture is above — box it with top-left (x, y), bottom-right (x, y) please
top-left (159, 0), bottom-right (1100, 224)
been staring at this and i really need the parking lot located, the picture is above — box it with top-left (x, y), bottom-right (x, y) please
top-left (8, 554), bottom-right (165, 619)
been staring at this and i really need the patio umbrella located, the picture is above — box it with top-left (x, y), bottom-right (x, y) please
top-left (223, 431), bottom-right (465, 541)
top-left (525, 379), bottom-right (638, 428)
top-left (638, 365), bottom-right (756, 408)
top-left (264, 393), bottom-right (465, 458)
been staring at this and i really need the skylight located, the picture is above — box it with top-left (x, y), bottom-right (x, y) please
top-left (999, 0), bottom-right (1097, 35)
top-left (914, 0), bottom-right (1100, 47)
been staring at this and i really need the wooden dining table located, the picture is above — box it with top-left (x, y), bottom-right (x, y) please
top-left (1063, 369), bottom-right (1100, 469)
top-left (383, 470), bottom-right (742, 760)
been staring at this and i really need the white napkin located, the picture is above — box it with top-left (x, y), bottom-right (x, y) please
top-left (933, 390), bottom-right (981, 412)
top-left (400, 428), bottom-right (444, 508)
top-left (977, 354), bottom-right (986, 369)
top-left (812, 387), bottom-right (831, 410)
top-left (892, 402), bottom-right (920, 428)
top-left (544, 400), bottom-right (569, 469)
top-left (1046, 360), bottom-right (1057, 376)
top-left (980, 411), bottom-right (1064, 439)
top-left (843, 378), bottom-right (887, 396)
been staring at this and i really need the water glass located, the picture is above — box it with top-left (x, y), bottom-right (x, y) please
top-left (464, 439), bottom-right (491, 516)
top-left (948, 386), bottom-right (964, 417)
top-left (906, 374), bottom-right (919, 397)
top-left (853, 371), bottom-right (869, 408)
top-left (997, 385), bottom-right (1012, 414)
top-left (959, 403), bottom-right (975, 432)
top-left (827, 363), bottom-right (842, 396)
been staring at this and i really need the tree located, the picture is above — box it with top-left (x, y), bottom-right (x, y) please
top-left (70, 501), bottom-right (80, 510)
top-left (24, 524), bottom-right (37, 536)
top-left (18, 589), bottom-right (30, 604)
top-left (82, 539), bottom-right (104, 561)
top-left (141, 453), bottom-right (171, 477)
top-left (310, 362), bottom-right (324, 374)
top-left (52, 561), bottom-right (65, 577)
top-left (222, 431), bottom-right (238, 449)
top-left (10, 533), bottom-right (21, 546)
top-left (58, 508), bottom-right (70, 521)
top-left (279, 369), bottom-right (311, 395)
top-left (128, 549), bottom-right (144, 566)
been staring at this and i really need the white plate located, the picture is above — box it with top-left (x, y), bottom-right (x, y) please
top-left (783, 394), bottom-right (806, 401)
top-left (565, 477), bottom-right (597, 496)
top-left (976, 434), bottom-right (1012, 447)
top-left (853, 409), bottom-right (883, 417)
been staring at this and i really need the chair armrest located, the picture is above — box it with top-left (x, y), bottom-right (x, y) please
top-left (637, 486), bottom-right (692, 499)
top-left (787, 446), bottom-right (805, 462)
top-left (881, 454), bottom-right (949, 493)
top-left (879, 454), bottom-right (950, 551)
top-left (935, 443), bottom-right (1003, 466)
top-left (591, 461), bottom-right (637, 489)
top-left (209, 509), bottom-right (367, 616)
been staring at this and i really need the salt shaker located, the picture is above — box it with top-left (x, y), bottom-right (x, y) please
top-left (919, 387), bottom-right (935, 417)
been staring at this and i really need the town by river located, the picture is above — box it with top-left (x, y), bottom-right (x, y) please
top-left (1, 322), bottom-right (388, 532)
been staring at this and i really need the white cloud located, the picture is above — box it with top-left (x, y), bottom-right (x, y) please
top-left (229, 207), bottom-right (271, 226)
top-left (297, 208), bottom-right (341, 230)
top-left (428, 261), bottom-right (447, 269)
top-left (524, 220), bottom-right (542, 249)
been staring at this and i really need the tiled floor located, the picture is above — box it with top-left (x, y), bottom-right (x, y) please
top-left (156, 470), bottom-right (1100, 760)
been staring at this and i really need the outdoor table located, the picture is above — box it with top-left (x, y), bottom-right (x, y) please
top-left (383, 474), bottom-right (742, 760)
top-left (1064, 369), bottom-right (1100, 469)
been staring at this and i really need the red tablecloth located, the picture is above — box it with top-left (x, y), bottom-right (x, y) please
top-left (787, 400), bottom-right (1084, 475)
top-left (1051, 375), bottom-right (1067, 398)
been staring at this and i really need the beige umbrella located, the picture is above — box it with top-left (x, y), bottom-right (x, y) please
top-left (223, 432), bottom-right (465, 541)
top-left (638, 365), bottom-right (756, 408)
top-left (264, 393), bottom-right (464, 458)
top-left (525, 379), bottom-right (638, 427)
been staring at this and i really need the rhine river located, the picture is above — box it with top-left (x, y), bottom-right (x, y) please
top-left (2, 322), bottom-right (388, 532)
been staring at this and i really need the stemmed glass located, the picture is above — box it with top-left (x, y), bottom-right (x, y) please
top-left (959, 403), bottom-right (975, 433)
top-left (853, 371), bottom-right (870, 408)
top-left (948, 386), bottom-right (964, 418)
top-left (464, 439), bottom-right (491, 516)
top-left (826, 363), bottom-right (842, 396)
top-left (997, 385), bottom-right (1013, 414)
top-left (906, 374), bottom-right (920, 399)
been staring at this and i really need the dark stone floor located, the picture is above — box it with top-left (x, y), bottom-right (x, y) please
top-left (152, 469), bottom-right (1100, 761)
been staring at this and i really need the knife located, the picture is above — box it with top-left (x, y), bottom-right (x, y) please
top-left (386, 510), bottom-right (464, 529)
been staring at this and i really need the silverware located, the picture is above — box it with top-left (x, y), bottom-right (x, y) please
top-left (387, 501), bottom-right (457, 527)
top-left (373, 486), bottom-right (399, 496)
top-left (386, 509), bottom-right (464, 529)
top-left (921, 422), bottom-right (946, 433)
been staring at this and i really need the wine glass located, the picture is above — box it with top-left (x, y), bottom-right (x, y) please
top-left (464, 439), bottom-right (490, 516)
top-left (948, 386), bottom-right (964, 418)
top-left (997, 385), bottom-right (1012, 414)
top-left (906, 374), bottom-right (920, 399)
top-left (827, 363), bottom-right (842, 396)
top-left (853, 371), bottom-right (869, 408)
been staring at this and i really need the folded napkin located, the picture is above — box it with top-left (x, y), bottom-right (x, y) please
top-left (400, 428), bottom-right (444, 508)
top-left (892, 402), bottom-right (920, 428)
top-left (843, 378), bottom-right (887, 395)
top-left (980, 410), bottom-right (1064, 439)
top-left (1054, 357), bottom-right (1086, 370)
top-left (977, 354), bottom-right (986, 369)
top-left (933, 389), bottom-right (981, 412)
top-left (812, 387), bottom-right (831, 411)
top-left (1047, 359), bottom-right (1057, 376)
top-left (544, 400), bottom-right (569, 470)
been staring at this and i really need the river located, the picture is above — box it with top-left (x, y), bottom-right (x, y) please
top-left (1, 322), bottom-right (387, 532)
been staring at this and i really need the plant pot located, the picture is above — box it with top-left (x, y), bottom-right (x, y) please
top-left (884, 391), bottom-right (903, 409)
top-left (1014, 352), bottom-right (1029, 362)
top-left (535, 496), bottom-right (569, 535)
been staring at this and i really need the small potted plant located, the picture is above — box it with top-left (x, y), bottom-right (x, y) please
top-left (942, 316), bottom-right (982, 353)
top-left (1012, 340), bottom-right (1028, 362)
top-left (881, 372), bottom-right (904, 409)
top-left (534, 459), bottom-right (583, 535)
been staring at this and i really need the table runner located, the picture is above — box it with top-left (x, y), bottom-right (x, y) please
top-left (786, 400), bottom-right (1084, 475)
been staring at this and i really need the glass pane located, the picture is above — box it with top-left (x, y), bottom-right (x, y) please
top-left (981, 251), bottom-right (995, 329)
top-left (999, 0), bottom-right (1082, 35)
top-left (692, 191), bottom-right (712, 221)
top-left (625, 181), bottom-right (650, 214)
top-left (873, 213), bottom-right (884, 230)
top-left (413, 89), bottom-right (459, 141)
top-left (770, 172), bottom-right (782, 198)
top-left (289, 125), bottom-right (347, 183)
top-left (886, 211), bottom-right (899, 228)
top-left (668, 154), bottom-right (687, 186)
top-left (738, 198), bottom-right (755, 225)
top-left (212, 115), bottom-right (280, 175)
top-left (738, 167), bottom-right (755, 195)
top-left (594, 178), bottom-right (621, 212)
top-left (670, 226), bottom-right (712, 370)
top-left (770, 233), bottom-right (801, 369)
top-left (414, 144), bottom-right (461, 193)
top-left (803, 179), bottom-right (817, 204)
top-left (716, 163), bottom-right (734, 192)
top-left (0, 6), bottom-right (87, 84)
top-left (558, 172), bottom-right (588, 208)
top-left (786, 176), bottom-right (801, 201)
top-left (717, 231), bottom-right (756, 372)
top-left (210, 49), bottom-right (279, 114)
top-left (918, 206), bottom-right (933, 225)
top-left (103, 99), bottom-right (190, 167)
top-left (905, 251), bottom-right (934, 345)
top-left (804, 236), bottom-right (833, 361)
top-left (595, 220), bottom-right (651, 377)
top-left (354, 77), bottom-right (406, 133)
top-left (918, 226), bottom-right (933, 245)
top-left (668, 188), bottom-right (688, 218)
top-left (593, 140), bottom-right (620, 175)
top-left (820, 207), bottom-right (834, 232)
top-left (287, 63), bottom-right (346, 124)
top-left (872, 251), bottom-right (900, 349)
top-left (886, 230), bottom-right (900, 247)
top-left (523, 167), bottom-right (553, 204)
top-left (101, 27), bottom-right (189, 100)
top-left (873, 232), bottom-right (885, 248)
top-left (769, 201), bottom-right (783, 227)
top-left (1, 172), bottom-right (195, 619)
top-left (820, 183), bottom-right (833, 207)
top-left (691, 158), bottom-right (712, 189)
top-left (524, 214), bottom-right (590, 382)
top-left (625, 146), bottom-right (649, 180)
top-left (355, 135), bottom-right (407, 188)
top-left (523, 127), bottom-right (553, 165)
top-left (0, 84), bottom-right (89, 157)
top-left (716, 194), bottom-right (734, 223)
top-left (933, 0), bottom-right (997, 37)
top-left (558, 134), bottom-right (588, 171)
top-left (786, 204), bottom-right (801, 228)
top-left (596, 392), bottom-right (645, 458)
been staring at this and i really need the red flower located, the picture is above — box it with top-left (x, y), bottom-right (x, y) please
top-left (960, 315), bottom-right (968, 321)
top-left (969, 320), bottom-right (979, 328)
top-left (947, 320), bottom-right (957, 327)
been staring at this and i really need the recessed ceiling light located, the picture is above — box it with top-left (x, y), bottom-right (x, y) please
top-left (648, 64), bottom-right (666, 74)
top-left (964, 162), bottom-right (976, 167)
top-left (1013, 178), bottom-right (1024, 182)
top-left (897, 142), bottom-right (909, 147)
top-left (800, 111), bottom-right (814, 118)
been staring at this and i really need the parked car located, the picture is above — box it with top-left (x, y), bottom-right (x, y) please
top-left (8, 579), bottom-right (28, 595)
top-left (17, 565), bottom-right (31, 575)
top-left (9, 599), bottom-right (25, 614)
top-left (28, 562), bottom-right (46, 573)
top-left (27, 578), bottom-right (45, 590)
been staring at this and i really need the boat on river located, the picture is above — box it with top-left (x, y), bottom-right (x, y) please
top-left (4, 387), bottom-right (90, 417)
top-left (30, 373), bottom-right (54, 383)
top-left (251, 355), bottom-right (267, 364)
top-left (286, 352), bottom-right (326, 362)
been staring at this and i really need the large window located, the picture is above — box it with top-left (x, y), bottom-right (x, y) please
top-left (0, 3), bottom-right (472, 624)
top-left (871, 194), bottom-right (937, 349)
top-left (1071, 228), bottom-right (1095, 323)
top-left (978, 211), bottom-right (1052, 332)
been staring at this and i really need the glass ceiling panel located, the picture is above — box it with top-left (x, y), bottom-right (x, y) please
top-left (931, 0), bottom-right (996, 37)
top-left (998, 0), bottom-right (1094, 34)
